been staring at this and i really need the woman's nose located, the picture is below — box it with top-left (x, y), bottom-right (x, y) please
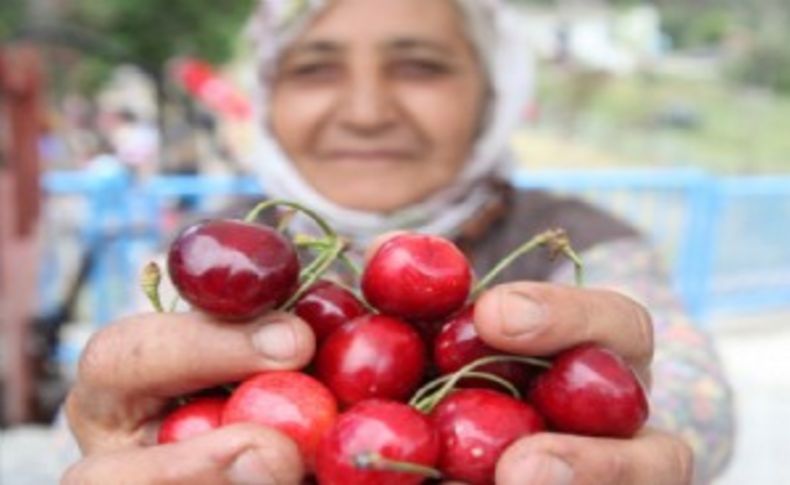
top-left (337, 70), bottom-right (397, 134)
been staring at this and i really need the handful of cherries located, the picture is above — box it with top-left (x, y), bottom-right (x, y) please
top-left (149, 200), bottom-right (649, 485)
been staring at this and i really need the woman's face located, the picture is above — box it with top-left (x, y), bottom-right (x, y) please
top-left (270, 0), bottom-right (487, 212)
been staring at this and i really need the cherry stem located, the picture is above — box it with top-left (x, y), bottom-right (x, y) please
top-left (296, 235), bottom-right (362, 279)
top-left (339, 253), bottom-right (362, 277)
top-left (140, 262), bottom-right (164, 313)
top-left (244, 199), bottom-right (336, 238)
top-left (276, 208), bottom-right (297, 233)
top-left (417, 354), bottom-right (552, 414)
top-left (323, 276), bottom-right (377, 313)
top-left (409, 370), bottom-right (521, 408)
top-left (282, 237), bottom-right (346, 310)
top-left (298, 247), bottom-right (330, 280)
top-left (471, 228), bottom-right (585, 299)
top-left (353, 452), bottom-right (442, 480)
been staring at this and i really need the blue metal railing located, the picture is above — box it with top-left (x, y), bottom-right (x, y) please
top-left (40, 168), bottom-right (790, 330)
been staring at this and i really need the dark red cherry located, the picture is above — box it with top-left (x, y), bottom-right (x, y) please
top-left (361, 233), bottom-right (472, 321)
top-left (167, 219), bottom-right (300, 320)
top-left (222, 371), bottom-right (338, 467)
top-left (434, 305), bottom-right (532, 390)
top-left (316, 315), bottom-right (426, 407)
top-left (529, 344), bottom-right (649, 438)
top-left (157, 397), bottom-right (226, 444)
top-left (431, 389), bottom-right (544, 485)
top-left (316, 399), bottom-right (440, 485)
top-left (294, 280), bottom-right (367, 343)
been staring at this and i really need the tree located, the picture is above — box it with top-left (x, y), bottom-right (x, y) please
top-left (0, 0), bottom-right (26, 41)
top-left (60, 0), bottom-right (256, 154)
top-left (70, 0), bottom-right (255, 73)
top-left (67, 0), bottom-right (255, 104)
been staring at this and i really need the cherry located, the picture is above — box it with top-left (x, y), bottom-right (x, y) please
top-left (315, 399), bottom-right (440, 485)
top-left (529, 344), bottom-right (649, 438)
top-left (293, 280), bottom-right (367, 343)
top-left (362, 233), bottom-right (472, 321)
top-left (434, 305), bottom-right (532, 390)
top-left (316, 315), bottom-right (426, 407)
top-left (221, 371), bottom-right (338, 467)
top-left (167, 219), bottom-right (300, 320)
top-left (430, 389), bottom-right (544, 485)
top-left (157, 396), bottom-right (227, 444)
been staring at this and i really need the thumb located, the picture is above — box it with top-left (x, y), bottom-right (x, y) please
top-left (495, 428), bottom-right (693, 485)
top-left (62, 423), bottom-right (305, 485)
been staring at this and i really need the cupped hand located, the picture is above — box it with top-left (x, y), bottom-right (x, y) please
top-left (473, 282), bottom-right (694, 485)
top-left (63, 310), bottom-right (315, 484)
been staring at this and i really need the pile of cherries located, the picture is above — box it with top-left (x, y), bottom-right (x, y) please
top-left (150, 201), bottom-right (649, 485)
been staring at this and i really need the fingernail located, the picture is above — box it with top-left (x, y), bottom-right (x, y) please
top-left (252, 320), bottom-right (297, 361)
top-left (500, 291), bottom-right (546, 336)
top-left (517, 453), bottom-right (574, 485)
top-left (226, 449), bottom-right (275, 484)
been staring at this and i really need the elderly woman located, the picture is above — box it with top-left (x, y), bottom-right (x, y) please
top-left (63, 0), bottom-right (733, 484)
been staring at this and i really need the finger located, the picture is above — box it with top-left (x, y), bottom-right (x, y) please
top-left (473, 282), bottom-right (654, 370)
top-left (495, 428), bottom-right (694, 485)
top-left (62, 423), bottom-right (305, 485)
top-left (74, 311), bottom-right (315, 400)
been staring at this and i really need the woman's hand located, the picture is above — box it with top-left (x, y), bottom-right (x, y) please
top-left (63, 311), bottom-right (315, 484)
top-left (472, 282), bottom-right (694, 485)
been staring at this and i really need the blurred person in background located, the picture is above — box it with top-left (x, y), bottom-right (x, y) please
top-left (60, 1), bottom-right (733, 484)
top-left (105, 108), bottom-right (160, 179)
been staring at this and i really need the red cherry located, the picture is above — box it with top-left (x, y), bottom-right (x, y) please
top-left (316, 315), bottom-right (426, 407)
top-left (221, 371), bottom-right (338, 467)
top-left (294, 280), bottom-right (367, 343)
top-left (362, 233), bottom-right (472, 321)
top-left (316, 400), bottom-right (439, 485)
top-left (434, 305), bottom-right (532, 390)
top-left (529, 344), bottom-right (649, 438)
top-left (431, 389), bottom-right (544, 485)
top-left (167, 219), bottom-right (300, 320)
top-left (157, 397), bottom-right (226, 444)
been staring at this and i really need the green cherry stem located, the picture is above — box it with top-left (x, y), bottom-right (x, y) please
top-left (408, 370), bottom-right (521, 409)
top-left (244, 199), bottom-right (336, 238)
top-left (282, 236), bottom-right (347, 310)
top-left (470, 228), bottom-right (585, 299)
top-left (353, 452), bottom-right (442, 480)
top-left (339, 253), bottom-right (362, 277)
top-left (276, 208), bottom-right (297, 233)
top-left (417, 354), bottom-right (552, 414)
top-left (140, 262), bottom-right (164, 313)
top-left (293, 234), bottom-right (370, 305)
top-left (322, 276), bottom-right (376, 313)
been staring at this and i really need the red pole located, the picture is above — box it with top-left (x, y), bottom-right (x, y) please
top-left (0, 44), bottom-right (44, 424)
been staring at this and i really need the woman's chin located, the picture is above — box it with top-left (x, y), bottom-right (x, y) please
top-left (315, 186), bottom-right (430, 214)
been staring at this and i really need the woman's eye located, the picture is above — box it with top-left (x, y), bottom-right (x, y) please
top-left (283, 63), bottom-right (341, 82)
top-left (392, 60), bottom-right (451, 79)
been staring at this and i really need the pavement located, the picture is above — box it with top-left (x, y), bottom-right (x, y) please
top-left (1, 310), bottom-right (788, 484)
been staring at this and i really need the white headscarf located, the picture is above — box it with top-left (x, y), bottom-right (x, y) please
top-left (247, 0), bottom-right (533, 247)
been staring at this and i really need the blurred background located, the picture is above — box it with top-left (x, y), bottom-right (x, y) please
top-left (1, 0), bottom-right (789, 483)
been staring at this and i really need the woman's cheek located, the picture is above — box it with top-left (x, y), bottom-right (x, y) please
top-left (397, 81), bottom-right (483, 149)
top-left (271, 86), bottom-right (339, 150)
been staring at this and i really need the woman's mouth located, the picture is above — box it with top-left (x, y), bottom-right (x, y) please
top-left (323, 149), bottom-right (416, 163)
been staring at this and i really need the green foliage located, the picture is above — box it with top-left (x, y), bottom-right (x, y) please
top-left (661, 7), bottom-right (732, 49)
top-left (0, 0), bottom-right (26, 41)
top-left (69, 0), bottom-right (256, 73)
top-left (729, 39), bottom-right (790, 95)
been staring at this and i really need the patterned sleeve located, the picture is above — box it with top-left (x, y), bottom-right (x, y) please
top-left (548, 237), bottom-right (735, 484)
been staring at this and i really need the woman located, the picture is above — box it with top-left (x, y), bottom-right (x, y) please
top-left (63, 0), bottom-right (733, 483)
